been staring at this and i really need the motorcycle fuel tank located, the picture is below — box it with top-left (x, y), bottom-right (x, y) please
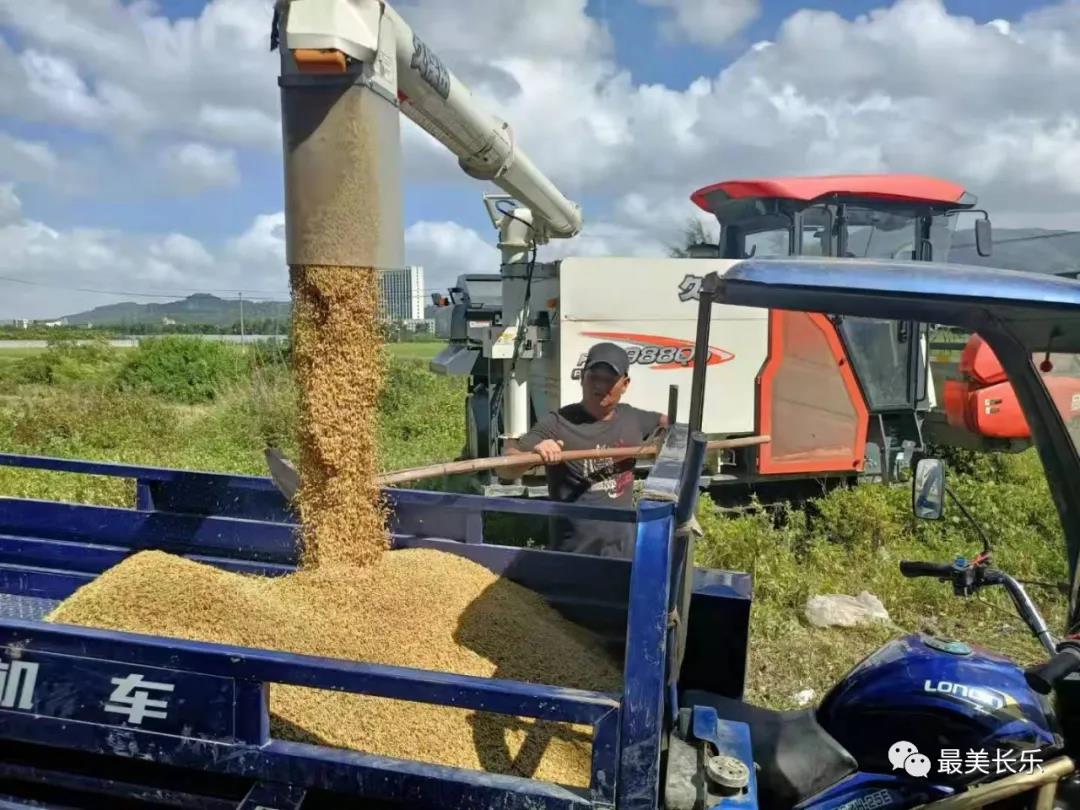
top-left (817, 633), bottom-right (1060, 788)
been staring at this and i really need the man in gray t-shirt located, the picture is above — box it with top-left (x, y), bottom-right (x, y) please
top-left (499, 342), bottom-right (667, 558)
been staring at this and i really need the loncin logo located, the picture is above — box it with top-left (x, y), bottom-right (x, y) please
top-left (576, 331), bottom-right (734, 377)
top-left (923, 679), bottom-right (1016, 712)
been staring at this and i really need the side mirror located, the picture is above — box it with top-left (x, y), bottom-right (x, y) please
top-left (913, 458), bottom-right (946, 520)
top-left (975, 217), bottom-right (993, 257)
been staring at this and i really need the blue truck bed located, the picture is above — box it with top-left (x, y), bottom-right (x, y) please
top-left (0, 439), bottom-right (754, 810)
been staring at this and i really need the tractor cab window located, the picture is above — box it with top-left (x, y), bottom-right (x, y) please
top-left (802, 204), bottom-right (959, 261)
top-left (719, 203), bottom-right (957, 262)
top-left (838, 317), bottom-right (920, 411)
top-left (1036, 352), bottom-right (1080, 450)
top-left (743, 228), bottom-right (792, 258)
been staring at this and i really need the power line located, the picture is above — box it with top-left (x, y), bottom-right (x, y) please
top-left (0, 274), bottom-right (290, 301)
top-left (0, 275), bottom-right (456, 300)
top-left (952, 229), bottom-right (1080, 250)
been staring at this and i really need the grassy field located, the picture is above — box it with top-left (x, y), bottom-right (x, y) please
top-left (0, 337), bottom-right (1068, 708)
top-left (0, 347), bottom-right (51, 368)
top-left (0, 341), bottom-right (435, 362)
top-left (386, 341), bottom-right (442, 360)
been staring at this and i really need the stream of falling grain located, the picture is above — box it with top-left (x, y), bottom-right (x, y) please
top-left (289, 264), bottom-right (389, 568)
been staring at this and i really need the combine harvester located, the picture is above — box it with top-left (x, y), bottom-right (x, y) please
top-left (430, 172), bottom-right (1005, 497)
top-left (3, 1), bottom-right (1080, 808)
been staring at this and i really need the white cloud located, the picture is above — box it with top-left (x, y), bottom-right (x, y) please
top-left (151, 233), bottom-right (215, 269)
top-left (0, 0), bottom-right (279, 149)
top-left (226, 211), bottom-right (286, 268)
top-left (5, 0), bottom-right (1080, 314)
top-left (404, 220), bottom-right (499, 294)
top-left (0, 187), bottom-right (289, 319)
top-left (396, 0), bottom-right (1080, 265)
top-left (0, 183), bottom-right (21, 226)
top-left (640, 0), bottom-right (761, 46)
top-left (160, 142), bottom-right (241, 194)
top-left (0, 133), bottom-right (60, 185)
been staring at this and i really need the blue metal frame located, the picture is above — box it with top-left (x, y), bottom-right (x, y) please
top-left (0, 448), bottom-right (724, 808)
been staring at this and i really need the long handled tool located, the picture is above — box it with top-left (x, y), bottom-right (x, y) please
top-left (265, 434), bottom-right (769, 500)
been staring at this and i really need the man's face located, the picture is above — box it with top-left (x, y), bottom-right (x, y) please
top-left (582, 365), bottom-right (624, 412)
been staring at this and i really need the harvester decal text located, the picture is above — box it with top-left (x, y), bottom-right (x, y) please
top-left (411, 34), bottom-right (451, 100)
top-left (573, 331), bottom-right (734, 379)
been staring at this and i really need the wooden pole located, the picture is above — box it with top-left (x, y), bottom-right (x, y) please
top-left (376, 434), bottom-right (770, 487)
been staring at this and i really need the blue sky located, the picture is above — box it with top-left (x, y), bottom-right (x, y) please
top-left (10, 0), bottom-right (1056, 236)
top-left (591, 0), bottom-right (1055, 87)
top-left (0, 0), bottom-right (1075, 317)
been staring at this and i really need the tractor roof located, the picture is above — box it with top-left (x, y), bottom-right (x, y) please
top-left (691, 174), bottom-right (976, 214)
top-left (717, 257), bottom-right (1080, 352)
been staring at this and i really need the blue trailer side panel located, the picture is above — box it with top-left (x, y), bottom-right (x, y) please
top-left (618, 502), bottom-right (675, 809)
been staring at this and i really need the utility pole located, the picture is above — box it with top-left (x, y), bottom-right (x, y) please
top-left (239, 291), bottom-right (246, 347)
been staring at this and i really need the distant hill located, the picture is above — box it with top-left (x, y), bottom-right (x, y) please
top-left (53, 228), bottom-right (1080, 326)
top-left (59, 294), bottom-right (291, 327)
top-left (844, 226), bottom-right (1080, 274)
top-left (950, 228), bottom-right (1080, 277)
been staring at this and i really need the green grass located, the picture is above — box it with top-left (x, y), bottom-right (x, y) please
top-left (0, 347), bottom-right (47, 358)
top-left (0, 340), bottom-right (1070, 711)
top-left (386, 342), bottom-right (442, 360)
top-left (695, 450), bottom-right (1066, 707)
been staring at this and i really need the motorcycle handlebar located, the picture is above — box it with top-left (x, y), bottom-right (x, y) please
top-left (1025, 645), bottom-right (1080, 694)
top-left (899, 561), bottom-right (953, 578)
top-left (900, 559), bottom-right (1059, 660)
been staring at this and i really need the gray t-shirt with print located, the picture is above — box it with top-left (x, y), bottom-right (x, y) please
top-left (516, 403), bottom-right (663, 558)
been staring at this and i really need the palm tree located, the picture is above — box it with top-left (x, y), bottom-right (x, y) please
top-left (668, 218), bottom-right (716, 258)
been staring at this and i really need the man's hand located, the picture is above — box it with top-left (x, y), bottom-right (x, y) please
top-left (534, 438), bottom-right (565, 464)
top-left (497, 438), bottom-right (563, 481)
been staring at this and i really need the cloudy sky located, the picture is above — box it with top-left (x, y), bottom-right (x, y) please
top-left (0, 0), bottom-right (1076, 318)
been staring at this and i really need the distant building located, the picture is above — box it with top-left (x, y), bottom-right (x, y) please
top-left (379, 266), bottom-right (425, 321)
top-left (40, 318), bottom-right (68, 328)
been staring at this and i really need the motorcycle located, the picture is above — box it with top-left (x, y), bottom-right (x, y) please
top-left (689, 457), bottom-right (1080, 809)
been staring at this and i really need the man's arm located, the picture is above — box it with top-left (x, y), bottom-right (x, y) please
top-left (496, 413), bottom-right (563, 481)
top-left (630, 406), bottom-right (668, 440)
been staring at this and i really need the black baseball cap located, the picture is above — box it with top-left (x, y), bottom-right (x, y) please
top-left (583, 342), bottom-right (629, 377)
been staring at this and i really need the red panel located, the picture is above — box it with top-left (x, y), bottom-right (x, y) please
top-left (691, 174), bottom-right (969, 212)
top-left (965, 380), bottom-right (1031, 439)
top-left (756, 311), bottom-right (869, 475)
top-left (959, 335), bottom-right (1008, 386)
top-left (944, 339), bottom-right (1080, 440)
top-left (943, 380), bottom-right (971, 430)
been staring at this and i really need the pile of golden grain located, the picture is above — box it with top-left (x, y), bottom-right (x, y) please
top-left (47, 266), bottom-right (620, 787)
